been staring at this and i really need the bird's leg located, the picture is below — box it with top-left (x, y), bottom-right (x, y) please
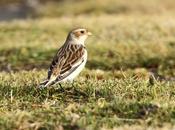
top-left (59, 83), bottom-right (64, 92)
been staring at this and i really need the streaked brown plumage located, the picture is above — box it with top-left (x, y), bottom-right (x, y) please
top-left (39, 28), bottom-right (92, 88)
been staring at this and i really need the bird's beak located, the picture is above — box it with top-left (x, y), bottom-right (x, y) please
top-left (87, 31), bottom-right (92, 36)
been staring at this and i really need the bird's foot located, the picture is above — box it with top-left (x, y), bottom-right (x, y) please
top-left (59, 83), bottom-right (65, 92)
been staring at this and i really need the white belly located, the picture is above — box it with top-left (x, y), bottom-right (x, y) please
top-left (62, 50), bottom-right (87, 82)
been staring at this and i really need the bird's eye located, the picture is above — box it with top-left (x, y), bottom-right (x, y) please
top-left (80, 30), bottom-right (84, 34)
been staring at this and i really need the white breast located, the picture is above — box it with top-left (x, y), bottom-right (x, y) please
top-left (61, 50), bottom-right (87, 82)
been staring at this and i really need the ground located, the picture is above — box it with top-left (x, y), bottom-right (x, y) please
top-left (0, 0), bottom-right (175, 130)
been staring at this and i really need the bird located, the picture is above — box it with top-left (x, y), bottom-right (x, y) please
top-left (38, 28), bottom-right (92, 88)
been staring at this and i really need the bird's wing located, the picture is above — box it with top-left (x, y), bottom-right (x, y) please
top-left (50, 59), bottom-right (84, 85)
top-left (47, 44), bottom-right (85, 84)
top-left (47, 45), bottom-right (67, 80)
top-left (60, 44), bottom-right (85, 75)
top-left (55, 45), bottom-right (85, 82)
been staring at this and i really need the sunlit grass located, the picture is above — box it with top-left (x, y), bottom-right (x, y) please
top-left (0, 16), bottom-right (175, 76)
top-left (0, 70), bottom-right (175, 129)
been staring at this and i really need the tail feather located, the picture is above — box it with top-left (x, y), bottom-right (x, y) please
top-left (38, 79), bottom-right (50, 88)
top-left (38, 75), bottom-right (63, 89)
top-left (38, 78), bottom-right (57, 89)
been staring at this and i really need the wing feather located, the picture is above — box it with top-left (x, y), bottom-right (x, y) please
top-left (47, 44), bottom-right (85, 82)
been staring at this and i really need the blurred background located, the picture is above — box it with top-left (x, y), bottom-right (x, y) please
top-left (0, 0), bottom-right (175, 79)
top-left (0, 0), bottom-right (174, 20)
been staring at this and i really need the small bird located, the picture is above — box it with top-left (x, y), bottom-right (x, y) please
top-left (39, 28), bottom-right (92, 88)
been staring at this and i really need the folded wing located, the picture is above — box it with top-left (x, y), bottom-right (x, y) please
top-left (39, 44), bottom-right (85, 88)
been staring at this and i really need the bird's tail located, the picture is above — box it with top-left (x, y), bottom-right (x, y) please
top-left (38, 77), bottom-right (58, 89)
top-left (38, 79), bottom-right (51, 89)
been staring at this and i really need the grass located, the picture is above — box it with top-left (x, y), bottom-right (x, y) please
top-left (1, 0), bottom-right (175, 129)
top-left (0, 70), bottom-right (175, 130)
top-left (1, 16), bottom-right (175, 76)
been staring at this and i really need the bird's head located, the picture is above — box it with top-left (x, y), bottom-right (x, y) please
top-left (67, 28), bottom-right (92, 45)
